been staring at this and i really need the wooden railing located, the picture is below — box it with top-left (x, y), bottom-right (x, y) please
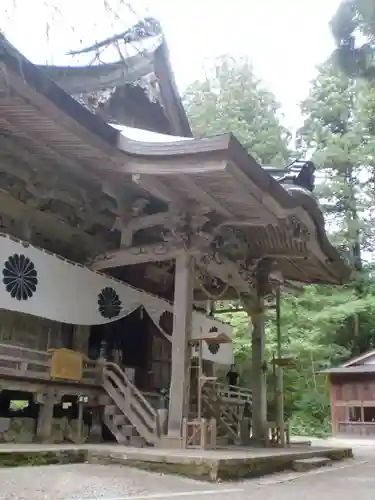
top-left (102, 362), bottom-right (160, 445)
top-left (215, 382), bottom-right (252, 404)
top-left (182, 418), bottom-right (217, 449)
top-left (201, 382), bottom-right (240, 441)
top-left (0, 343), bottom-right (101, 385)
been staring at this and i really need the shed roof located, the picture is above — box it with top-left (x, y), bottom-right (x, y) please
top-left (340, 349), bottom-right (375, 368)
top-left (320, 349), bottom-right (375, 376)
top-left (321, 365), bottom-right (375, 375)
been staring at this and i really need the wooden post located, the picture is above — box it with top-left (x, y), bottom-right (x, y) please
top-left (77, 397), bottom-right (85, 442)
top-left (197, 339), bottom-right (203, 419)
top-left (88, 407), bottom-right (102, 443)
top-left (275, 287), bottom-right (285, 446)
top-left (250, 298), bottom-right (268, 446)
top-left (167, 252), bottom-right (194, 439)
top-left (35, 389), bottom-right (58, 442)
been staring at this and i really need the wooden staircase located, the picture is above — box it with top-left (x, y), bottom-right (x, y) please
top-left (202, 381), bottom-right (252, 443)
top-left (102, 362), bottom-right (160, 446)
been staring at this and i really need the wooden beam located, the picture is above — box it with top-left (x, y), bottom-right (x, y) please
top-left (215, 308), bottom-right (245, 313)
top-left (0, 129), bottom-right (118, 228)
top-left (196, 254), bottom-right (254, 295)
top-left (91, 241), bottom-right (200, 269)
top-left (118, 211), bottom-right (172, 247)
top-left (0, 190), bottom-right (108, 254)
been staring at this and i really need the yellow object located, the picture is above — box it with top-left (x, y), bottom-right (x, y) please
top-left (50, 348), bottom-right (83, 381)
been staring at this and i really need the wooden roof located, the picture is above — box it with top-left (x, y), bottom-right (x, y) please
top-left (321, 365), bottom-right (375, 375)
top-left (34, 19), bottom-right (191, 138)
top-left (0, 32), bottom-right (351, 303)
top-left (321, 349), bottom-right (375, 375)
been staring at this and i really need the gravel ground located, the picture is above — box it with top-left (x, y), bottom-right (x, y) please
top-left (0, 463), bottom-right (228, 500)
top-left (1, 448), bottom-right (375, 500)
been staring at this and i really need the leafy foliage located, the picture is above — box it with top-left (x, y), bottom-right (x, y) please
top-left (183, 55), bottom-right (291, 165)
top-left (331, 0), bottom-right (375, 78)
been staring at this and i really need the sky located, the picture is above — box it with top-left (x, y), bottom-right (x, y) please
top-left (2, 0), bottom-right (342, 131)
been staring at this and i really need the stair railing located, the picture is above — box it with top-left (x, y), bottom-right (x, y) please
top-left (103, 362), bottom-right (160, 443)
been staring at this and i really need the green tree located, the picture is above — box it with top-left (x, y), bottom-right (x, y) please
top-left (216, 286), bottom-right (355, 437)
top-left (184, 53), bottom-right (375, 436)
top-left (183, 55), bottom-right (291, 165)
top-left (298, 60), bottom-right (375, 356)
top-left (331, 0), bottom-right (375, 77)
top-left (298, 62), bottom-right (366, 270)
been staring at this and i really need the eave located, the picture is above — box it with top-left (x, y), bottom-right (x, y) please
top-left (109, 131), bottom-right (350, 285)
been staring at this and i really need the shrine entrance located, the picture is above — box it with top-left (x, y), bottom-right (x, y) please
top-left (88, 307), bottom-right (171, 392)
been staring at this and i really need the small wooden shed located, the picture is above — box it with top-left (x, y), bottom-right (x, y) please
top-left (323, 350), bottom-right (375, 437)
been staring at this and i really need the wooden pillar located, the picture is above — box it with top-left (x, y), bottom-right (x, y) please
top-left (250, 299), bottom-right (268, 446)
top-left (167, 252), bottom-right (194, 438)
top-left (35, 389), bottom-right (59, 442)
top-left (329, 379), bottom-right (338, 436)
top-left (275, 287), bottom-right (285, 446)
top-left (73, 326), bottom-right (90, 355)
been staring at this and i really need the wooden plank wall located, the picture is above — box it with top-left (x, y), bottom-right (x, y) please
top-left (331, 376), bottom-right (375, 403)
top-left (0, 310), bottom-right (64, 351)
top-left (331, 374), bottom-right (375, 436)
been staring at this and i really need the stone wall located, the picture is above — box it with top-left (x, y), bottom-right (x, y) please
top-left (0, 417), bottom-right (90, 443)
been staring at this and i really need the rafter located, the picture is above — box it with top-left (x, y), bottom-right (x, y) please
top-left (226, 162), bottom-right (279, 220)
top-left (179, 175), bottom-right (233, 217)
top-left (0, 115), bottom-right (102, 185)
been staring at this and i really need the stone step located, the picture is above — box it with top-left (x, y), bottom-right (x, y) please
top-left (292, 456), bottom-right (332, 472)
top-left (130, 435), bottom-right (146, 447)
